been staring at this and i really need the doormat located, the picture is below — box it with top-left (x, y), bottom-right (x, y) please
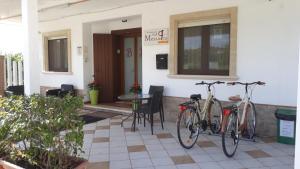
top-left (80, 114), bottom-right (105, 124)
top-left (80, 109), bottom-right (120, 124)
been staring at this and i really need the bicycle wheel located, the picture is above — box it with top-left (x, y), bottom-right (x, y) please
top-left (177, 108), bottom-right (200, 149)
top-left (222, 111), bottom-right (239, 157)
top-left (208, 98), bottom-right (223, 134)
top-left (245, 102), bottom-right (256, 139)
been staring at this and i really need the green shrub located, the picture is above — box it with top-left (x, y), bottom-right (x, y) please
top-left (0, 94), bottom-right (84, 169)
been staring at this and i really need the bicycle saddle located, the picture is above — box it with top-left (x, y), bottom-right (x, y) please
top-left (190, 94), bottom-right (201, 101)
top-left (228, 95), bottom-right (242, 102)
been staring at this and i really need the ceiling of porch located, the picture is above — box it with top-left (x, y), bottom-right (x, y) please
top-left (0, 0), bottom-right (164, 22)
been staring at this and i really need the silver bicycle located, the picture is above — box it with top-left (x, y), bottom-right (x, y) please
top-left (221, 81), bottom-right (265, 157)
top-left (177, 81), bottom-right (224, 149)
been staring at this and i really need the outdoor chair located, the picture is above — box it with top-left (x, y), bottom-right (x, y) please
top-left (137, 85), bottom-right (165, 124)
top-left (148, 85), bottom-right (165, 122)
top-left (5, 85), bottom-right (24, 96)
top-left (139, 91), bottom-right (164, 135)
top-left (46, 84), bottom-right (75, 98)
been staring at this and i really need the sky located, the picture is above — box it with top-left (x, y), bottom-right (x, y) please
top-left (0, 21), bottom-right (24, 55)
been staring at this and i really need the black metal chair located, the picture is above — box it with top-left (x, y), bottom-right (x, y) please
top-left (137, 86), bottom-right (165, 124)
top-left (139, 91), bottom-right (164, 135)
top-left (5, 85), bottom-right (24, 96)
top-left (148, 86), bottom-right (165, 121)
top-left (46, 84), bottom-right (75, 98)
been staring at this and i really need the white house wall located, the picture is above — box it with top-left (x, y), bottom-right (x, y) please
top-left (39, 21), bottom-right (84, 90)
top-left (39, 0), bottom-right (300, 106)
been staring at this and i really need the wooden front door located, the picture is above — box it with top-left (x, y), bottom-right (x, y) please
top-left (93, 28), bottom-right (142, 103)
top-left (93, 34), bottom-right (116, 103)
top-left (112, 28), bottom-right (142, 94)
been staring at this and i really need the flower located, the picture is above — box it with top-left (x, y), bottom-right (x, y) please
top-left (129, 83), bottom-right (142, 94)
top-left (88, 81), bottom-right (100, 90)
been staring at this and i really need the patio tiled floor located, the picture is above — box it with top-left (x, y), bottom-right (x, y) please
top-left (80, 115), bottom-right (295, 169)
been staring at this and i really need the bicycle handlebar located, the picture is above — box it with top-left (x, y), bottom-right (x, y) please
top-left (195, 81), bottom-right (225, 86)
top-left (195, 81), bottom-right (225, 92)
top-left (227, 81), bottom-right (266, 86)
top-left (227, 81), bottom-right (265, 93)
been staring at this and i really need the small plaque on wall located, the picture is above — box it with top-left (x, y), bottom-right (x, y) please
top-left (156, 54), bottom-right (168, 69)
top-left (144, 28), bottom-right (169, 46)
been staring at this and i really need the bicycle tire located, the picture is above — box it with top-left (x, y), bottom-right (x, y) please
top-left (222, 111), bottom-right (239, 157)
top-left (208, 98), bottom-right (223, 134)
top-left (177, 108), bottom-right (200, 149)
top-left (246, 102), bottom-right (256, 139)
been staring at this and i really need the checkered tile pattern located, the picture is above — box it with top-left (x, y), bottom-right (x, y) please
top-left (80, 115), bottom-right (295, 169)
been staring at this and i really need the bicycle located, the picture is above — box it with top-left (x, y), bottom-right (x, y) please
top-left (177, 81), bottom-right (224, 149)
top-left (221, 81), bottom-right (265, 157)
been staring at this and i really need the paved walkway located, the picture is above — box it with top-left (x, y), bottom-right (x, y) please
top-left (80, 115), bottom-right (295, 169)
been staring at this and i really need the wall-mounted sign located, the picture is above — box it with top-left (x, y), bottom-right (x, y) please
top-left (144, 28), bottom-right (169, 46)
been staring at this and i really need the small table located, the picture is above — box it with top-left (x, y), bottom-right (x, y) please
top-left (118, 93), bottom-right (152, 131)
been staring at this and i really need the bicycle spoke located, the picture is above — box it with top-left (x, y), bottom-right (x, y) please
top-left (209, 99), bottom-right (223, 134)
top-left (246, 102), bottom-right (256, 139)
top-left (177, 108), bottom-right (200, 149)
top-left (222, 113), bottom-right (239, 157)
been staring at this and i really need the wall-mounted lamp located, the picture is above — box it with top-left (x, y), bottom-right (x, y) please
top-left (77, 46), bottom-right (83, 55)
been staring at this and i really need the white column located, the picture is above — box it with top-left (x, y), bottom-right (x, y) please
top-left (6, 57), bottom-right (12, 86)
top-left (22, 0), bottom-right (40, 95)
top-left (12, 61), bottom-right (17, 86)
top-left (18, 62), bottom-right (23, 85)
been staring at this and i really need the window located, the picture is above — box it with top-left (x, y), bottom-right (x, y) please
top-left (43, 30), bottom-right (71, 73)
top-left (169, 7), bottom-right (237, 78)
top-left (178, 23), bottom-right (230, 75)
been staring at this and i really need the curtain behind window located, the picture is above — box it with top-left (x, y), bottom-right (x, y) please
top-left (48, 38), bottom-right (68, 72)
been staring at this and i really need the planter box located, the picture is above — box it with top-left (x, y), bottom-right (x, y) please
top-left (0, 160), bottom-right (24, 169)
top-left (0, 160), bottom-right (88, 169)
top-left (74, 161), bottom-right (88, 169)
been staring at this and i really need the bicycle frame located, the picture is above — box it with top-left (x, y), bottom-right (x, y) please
top-left (178, 81), bottom-right (224, 133)
top-left (192, 90), bottom-right (214, 124)
top-left (235, 94), bottom-right (250, 127)
top-left (222, 83), bottom-right (256, 133)
top-left (200, 91), bottom-right (213, 120)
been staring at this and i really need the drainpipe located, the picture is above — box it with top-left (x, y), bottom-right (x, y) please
top-left (295, 40), bottom-right (300, 169)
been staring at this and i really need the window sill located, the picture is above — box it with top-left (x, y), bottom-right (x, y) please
top-left (42, 71), bottom-right (73, 75)
top-left (167, 74), bottom-right (239, 80)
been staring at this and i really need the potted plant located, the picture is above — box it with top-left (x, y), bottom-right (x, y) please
top-left (129, 83), bottom-right (142, 94)
top-left (0, 95), bottom-right (87, 169)
top-left (129, 83), bottom-right (142, 110)
top-left (88, 81), bottom-right (100, 105)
